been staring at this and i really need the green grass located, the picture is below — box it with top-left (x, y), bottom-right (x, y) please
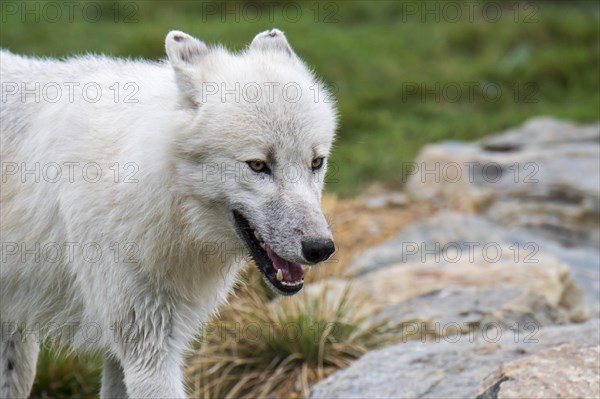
top-left (30, 344), bottom-right (100, 399)
top-left (1, 1), bottom-right (598, 196)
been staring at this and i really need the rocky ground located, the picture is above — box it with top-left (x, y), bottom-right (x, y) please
top-left (310, 118), bottom-right (600, 398)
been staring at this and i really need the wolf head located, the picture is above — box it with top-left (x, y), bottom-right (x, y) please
top-left (166, 29), bottom-right (337, 295)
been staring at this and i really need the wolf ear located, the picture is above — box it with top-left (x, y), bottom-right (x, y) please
top-left (250, 29), bottom-right (296, 58)
top-left (165, 30), bottom-right (208, 108)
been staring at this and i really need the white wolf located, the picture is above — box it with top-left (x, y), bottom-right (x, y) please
top-left (0, 29), bottom-right (336, 398)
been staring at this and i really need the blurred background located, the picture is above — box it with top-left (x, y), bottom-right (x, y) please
top-left (3, 0), bottom-right (598, 198)
top-left (1, 1), bottom-right (598, 398)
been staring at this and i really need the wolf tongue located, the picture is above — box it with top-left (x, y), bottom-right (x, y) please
top-left (265, 246), bottom-right (304, 282)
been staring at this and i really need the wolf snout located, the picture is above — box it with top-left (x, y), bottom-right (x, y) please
top-left (301, 238), bottom-right (335, 264)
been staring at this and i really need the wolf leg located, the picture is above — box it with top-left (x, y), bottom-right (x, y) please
top-left (100, 356), bottom-right (129, 399)
top-left (0, 326), bottom-right (39, 399)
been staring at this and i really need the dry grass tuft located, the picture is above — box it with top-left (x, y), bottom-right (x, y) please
top-left (185, 280), bottom-right (393, 399)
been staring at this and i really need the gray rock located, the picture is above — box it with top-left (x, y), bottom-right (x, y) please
top-left (476, 344), bottom-right (600, 399)
top-left (365, 192), bottom-right (408, 209)
top-left (372, 287), bottom-right (577, 340)
top-left (480, 117), bottom-right (600, 148)
top-left (315, 118), bottom-right (600, 399)
top-left (348, 212), bottom-right (532, 275)
top-left (309, 320), bottom-right (600, 399)
top-left (405, 117), bottom-right (600, 247)
top-left (348, 212), bottom-right (600, 317)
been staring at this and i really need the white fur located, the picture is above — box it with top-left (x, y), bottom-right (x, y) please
top-left (0, 29), bottom-right (336, 398)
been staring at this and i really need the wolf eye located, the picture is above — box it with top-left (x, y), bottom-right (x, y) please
top-left (311, 157), bottom-right (325, 171)
top-left (247, 160), bottom-right (270, 174)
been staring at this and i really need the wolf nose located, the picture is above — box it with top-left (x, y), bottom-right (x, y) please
top-left (301, 238), bottom-right (335, 264)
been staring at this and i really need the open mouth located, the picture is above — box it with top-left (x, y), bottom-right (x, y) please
top-left (233, 210), bottom-right (304, 296)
